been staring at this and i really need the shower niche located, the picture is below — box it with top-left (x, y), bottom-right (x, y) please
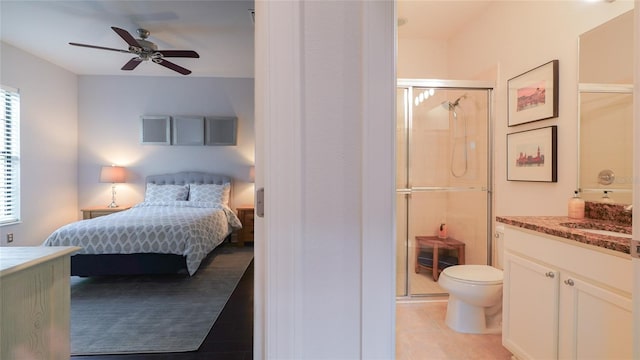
top-left (396, 80), bottom-right (493, 298)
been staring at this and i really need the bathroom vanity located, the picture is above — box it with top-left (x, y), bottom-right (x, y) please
top-left (497, 216), bottom-right (632, 360)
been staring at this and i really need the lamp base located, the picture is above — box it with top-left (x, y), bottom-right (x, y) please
top-left (107, 184), bottom-right (119, 208)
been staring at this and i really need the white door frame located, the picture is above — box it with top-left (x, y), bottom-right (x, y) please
top-left (254, 1), bottom-right (396, 358)
top-left (632, 4), bottom-right (639, 359)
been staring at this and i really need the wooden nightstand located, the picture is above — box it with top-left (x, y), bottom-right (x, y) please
top-left (81, 206), bottom-right (131, 220)
top-left (236, 207), bottom-right (255, 247)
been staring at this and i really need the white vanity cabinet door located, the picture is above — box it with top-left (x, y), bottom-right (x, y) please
top-left (502, 225), bottom-right (633, 360)
top-left (503, 252), bottom-right (559, 360)
top-left (558, 273), bottom-right (633, 360)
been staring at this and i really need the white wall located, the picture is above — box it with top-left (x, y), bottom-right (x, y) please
top-left (0, 42), bottom-right (254, 246)
top-left (397, 37), bottom-right (448, 79)
top-left (398, 2), bottom-right (633, 218)
top-left (0, 42), bottom-right (78, 246)
top-left (446, 1), bottom-right (634, 217)
top-left (77, 75), bottom-right (255, 213)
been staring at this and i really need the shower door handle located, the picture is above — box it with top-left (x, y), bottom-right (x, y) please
top-left (397, 188), bottom-right (411, 194)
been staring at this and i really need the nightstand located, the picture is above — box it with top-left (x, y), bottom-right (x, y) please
top-left (81, 206), bottom-right (131, 220)
top-left (236, 207), bottom-right (255, 247)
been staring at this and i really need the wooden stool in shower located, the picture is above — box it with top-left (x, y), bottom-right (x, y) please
top-left (415, 235), bottom-right (466, 281)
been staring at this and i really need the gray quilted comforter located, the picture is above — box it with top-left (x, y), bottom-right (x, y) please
top-left (43, 201), bottom-right (242, 275)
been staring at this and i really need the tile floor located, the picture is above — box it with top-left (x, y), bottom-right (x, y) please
top-left (396, 300), bottom-right (513, 360)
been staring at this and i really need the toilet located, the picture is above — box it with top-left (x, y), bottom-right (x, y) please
top-left (438, 264), bottom-right (504, 334)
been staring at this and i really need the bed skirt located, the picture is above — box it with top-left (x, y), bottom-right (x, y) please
top-left (70, 234), bottom-right (234, 276)
top-left (71, 253), bottom-right (189, 276)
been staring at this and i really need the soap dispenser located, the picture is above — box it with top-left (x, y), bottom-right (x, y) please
top-left (568, 190), bottom-right (585, 219)
top-left (438, 223), bottom-right (448, 239)
top-left (601, 190), bottom-right (614, 203)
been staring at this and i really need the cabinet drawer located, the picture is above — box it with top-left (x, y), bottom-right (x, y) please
top-left (81, 206), bottom-right (130, 219)
top-left (243, 212), bottom-right (254, 227)
top-left (242, 215), bottom-right (254, 239)
top-left (88, 210), bottom-right (114, 218)
top-left (236, 207), bottom-right (255, 245)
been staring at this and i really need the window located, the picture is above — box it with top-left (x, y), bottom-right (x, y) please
top-left (1, 85), bottom-right (20, 225)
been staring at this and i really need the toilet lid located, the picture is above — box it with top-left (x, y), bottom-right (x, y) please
top-left (443, 265), bottom-right (503, 284)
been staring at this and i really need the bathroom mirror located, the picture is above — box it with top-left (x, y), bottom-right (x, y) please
top-left (578, 9), bottom-right (634, 204)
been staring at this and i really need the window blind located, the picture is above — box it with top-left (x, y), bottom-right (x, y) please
top-left (1, 85), bottom-right (20, 225)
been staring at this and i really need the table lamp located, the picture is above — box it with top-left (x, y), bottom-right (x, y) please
top-left (100, 165), bottom-right (126, 208)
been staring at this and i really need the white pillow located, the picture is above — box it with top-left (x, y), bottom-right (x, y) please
top-left (189, 183), bottom-right (230, 205)
top-left (145, 183), bottom-right (190, 202)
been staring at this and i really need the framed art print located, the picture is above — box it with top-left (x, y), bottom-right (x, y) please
top-left (140, 115), bottom-right (171, 145)
top-left (508, 60), bottom-right (559, 126)
top-left (507, 126), bottom-right (557, 182)
top-left (205, 116), bottom-right (237, 146)
top-left (173, 116), bottom-right (204, 146)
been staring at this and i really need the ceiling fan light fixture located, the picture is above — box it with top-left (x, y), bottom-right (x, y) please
top-left (137, 28), bottom-right (150, 39)
top-left (69, 26), bottom-right (199, 75)
top-left (136, 39), bottom-right (158, 51)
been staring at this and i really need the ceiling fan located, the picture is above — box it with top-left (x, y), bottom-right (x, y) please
top-left (69, 27), bottom-right (200, 75)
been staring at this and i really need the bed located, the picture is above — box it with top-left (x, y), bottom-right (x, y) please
top-left (43, 172), bottom-right (242, 276)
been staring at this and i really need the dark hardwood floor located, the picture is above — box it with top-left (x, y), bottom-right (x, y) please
top-left (71, 259), bottom-right (254, 360)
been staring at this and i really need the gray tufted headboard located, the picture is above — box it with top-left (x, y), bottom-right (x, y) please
top-left (145, 172), bottom-right (233, 207)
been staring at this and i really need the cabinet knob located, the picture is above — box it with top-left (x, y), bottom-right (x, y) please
top-left (545, 272), bottom-right (555, 278)
top-left (564, 279), bottom-right (575, 286)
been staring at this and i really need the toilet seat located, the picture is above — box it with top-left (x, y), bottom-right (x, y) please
top-left (442, 265), bottom-right (503, 285)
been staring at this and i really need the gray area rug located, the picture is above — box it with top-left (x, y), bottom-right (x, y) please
top-left (69, 245), bottom-right (254, 355)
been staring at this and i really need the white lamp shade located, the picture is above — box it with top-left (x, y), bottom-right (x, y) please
top-left (100, 166), bottom-right (126, 183)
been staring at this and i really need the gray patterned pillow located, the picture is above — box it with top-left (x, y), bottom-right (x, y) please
top-left (145, 183), bottom-right (190, 202)
top-left (189, 183), bottom-right (230, 205)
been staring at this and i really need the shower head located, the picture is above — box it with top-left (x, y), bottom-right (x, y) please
top-left (442, 94), bottom-right (468, 111)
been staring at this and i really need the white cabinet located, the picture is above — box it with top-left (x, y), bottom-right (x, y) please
top-left (504, 253), bottom-right (559, 359)
top-left (502, 226), bottom-right (632, 360)
top-left (558, 273), bottom-right (633, 359)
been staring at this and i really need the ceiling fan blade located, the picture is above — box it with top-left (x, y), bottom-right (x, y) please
top-left (157, 50), bottom-right (200, 58)
top-left (69, 42), bottom-right (131, 54)
top-left (121, 58), bottom-right (143, 71)
top-left (111, 27), bottom-right (141, 47)
top-left (156, 59), bottom-right (192, 75)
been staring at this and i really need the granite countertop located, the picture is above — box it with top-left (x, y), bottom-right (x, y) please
top-left (496, 216), bottom-right (631, 255)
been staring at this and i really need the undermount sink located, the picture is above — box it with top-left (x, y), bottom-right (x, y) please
top-left (560, 222), bottom-right (632, 239)
top-left (576, 229), bottom-right (632, 239)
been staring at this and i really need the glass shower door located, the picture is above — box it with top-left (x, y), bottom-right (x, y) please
top-left (396, 83), bottom-right (492, 297)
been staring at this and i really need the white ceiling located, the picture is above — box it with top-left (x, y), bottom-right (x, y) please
top-left (0, 1), bottom-right (489, 79)
top-left (0, 1), bottom-right (255, 78)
